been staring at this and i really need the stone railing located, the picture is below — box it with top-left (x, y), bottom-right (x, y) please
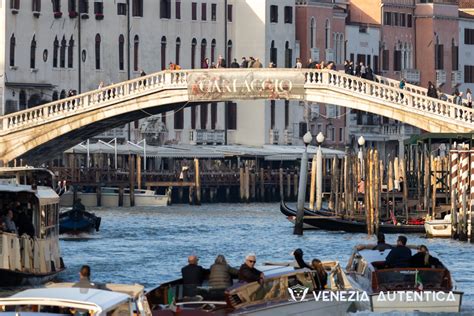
top-left (1, 70), bottom-right (189, 133)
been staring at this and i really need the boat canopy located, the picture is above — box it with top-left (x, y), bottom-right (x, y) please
top-left (0, 184), bottom-right (59, 205)
top-left (46, 283), bottom-right (145, 300)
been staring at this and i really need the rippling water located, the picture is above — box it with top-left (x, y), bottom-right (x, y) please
top-left (4, 203), bottom-right (474, 315)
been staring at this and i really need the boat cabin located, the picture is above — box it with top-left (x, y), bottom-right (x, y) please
top-left (346, 247), bottom-right (452, 293)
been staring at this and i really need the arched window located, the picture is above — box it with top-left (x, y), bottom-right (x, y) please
top-left (161, 36), bottom-right (167, 70)
top-left (133, 35), bottom-right (139, 71)
top-left (201, 39), bottom-right (207, 66)
top-left (32, 0), bottom-right (41, 12)
top-left (30, 36), bottom-right (37, 69)
top-left (191, 38), bottom-right (197, 69)
top-left (119, 35), bottom-right (125, 70)
top-left (53, 37), bottom-right (59, 68)
top-left (60, 90), bottom-right (66, 99)
top-left (68, 0), bottom-right (76, 13)
top-left (211, 39), bottom-right (216, 64)
top-left (9, 34), bottom-right (16, 67)
top-left (52, 91), bottom-right (59, 101)
top-left (339, 34), bottom-right (345, 64)
top-left (270, 40), bottom-right (277, 66)
top-left (325, 19), bottom-right (330, 50)
top-left (60, 36), bottom-right (67, 68)
top-left (19, 90), bottom-right (27, 111)
top-left (334, 33), bottom-right (338, 63)
top-left (227, 40), bottom-right (232, 67)
top-left (95, 34), bottom-right (101, 69)
top-left (175, 37), bottom-right (181, 65)
top-left (11, 0), bottom-right (20, 10)
top-left (310, 17), bottom-right (315, 49)
top-left (68, 36), bottom-right (74, 68)
top-left (285, 41), bottom-right (292, 68)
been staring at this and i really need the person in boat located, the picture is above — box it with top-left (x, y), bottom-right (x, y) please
top-left (73, 265), bottom-right (98, 289)
top-left (73, 199), bottom-right (86, 212)
top-left (181, 255), bottom-right (209, 297)
top-left (293, 248), bottom-right (312, 269)
top-left (17, 210), bottom-right (35, 237)
top-left (238, 253), bottom-right (264, 284)
top-left (385, 235), bottom-right (412, 268)
top-left (3, 209), bottom-right (18, 234)
top-left (311, 259), bottom-right (327, 290)
top-left (373, 233), bottom-right (393, 251)
top-left (209, 254), bottom-right (239, 289)
top-left (411, 245), bottom-right (442, 268)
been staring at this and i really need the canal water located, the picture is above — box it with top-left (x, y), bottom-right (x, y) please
top-left (13, 203), bottom-right (474, 315)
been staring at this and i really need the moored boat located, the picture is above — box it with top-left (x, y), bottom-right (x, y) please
top-left (279, 200), bottom-right (334, 217)
top-left (345, 245), bottom-right (463, 313)
top-left (424, 214), bottom-right (452, 238)
top-left (59, 204), bottom-right (101, 235)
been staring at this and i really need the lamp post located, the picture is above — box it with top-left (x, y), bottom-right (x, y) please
top-left (358, 136), bottom-right (366, 177)
top-left (316, 132), bottom-right (325, 210)
top-left (294, 131), bottom-right (313, 235)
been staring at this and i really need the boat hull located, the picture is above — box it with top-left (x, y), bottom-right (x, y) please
top-left (425, 220), bottom-right (452, 238)
top-left (0, 268), bottom-right (65, 287)
top-left (370, 291), bottom-right (463, 313)
top-left (60, 192), bottom-right (169, 207)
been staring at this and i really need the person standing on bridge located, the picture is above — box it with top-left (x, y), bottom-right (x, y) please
top-left (466, 88), bottom-right (472, 108)
top-left (399, 78), bottom-right (406, 99)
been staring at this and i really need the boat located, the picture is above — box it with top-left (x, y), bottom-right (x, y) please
top-left (0, 283), bottom-right (151, 316)
top-left (282, 202), bottom-right (425, 233)
top-left (424, 214), bottom-right (452, 238)
top-left (0, 169), bottom-right (66, 286)
top-left (59, 204), bottom-right (101, 235)
top-left (146, 261), bottom-right (357, 315)
top-left (279, 200), bottom-right (334, 217)
top-left (60, 186), bottom-right (171, 208)
top-left (345, 245), bottom-right (463, 313)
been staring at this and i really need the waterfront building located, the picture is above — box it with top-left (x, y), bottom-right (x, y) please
top-left (458, 4), bottom-right (474, 94)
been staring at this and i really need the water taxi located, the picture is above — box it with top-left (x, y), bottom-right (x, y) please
top-left (424, 214), bottom-right (452, 238)
top-left (345, 245), bottom-right (463, 313)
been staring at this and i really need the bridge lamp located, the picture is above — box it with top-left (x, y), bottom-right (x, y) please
top-left (358, 136), bottom-right (366, 176)
top-left (303, 131), bottom-right (313, 148)
top-left (316, 132), bottom-right (325, 147)
top-left (358, 135), bottom-right (366, 147)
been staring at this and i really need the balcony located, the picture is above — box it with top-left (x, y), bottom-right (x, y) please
top-left (436, 70), bottom-right (446, 87)
top-left (283, 130), bottom-right (293, 145)
top-left (451, 70), bottom-right (462, 88)
top-left (269, 129), bottom-right (279, 145)
top-left (401, 69), bottom-right (420, 84)
top-left (189, 130), bottom-right (225, 145)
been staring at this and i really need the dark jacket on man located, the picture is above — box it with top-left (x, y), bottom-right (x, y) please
top-left (410, 253), bottom-right (442, 268)
top-left (209, 263), bottom-right (239, 289)
top-left (385, 245), bottom-right (412, 268)
top-left (238, 264), bottom-right (262, 283)
top-left (373, 242), bottom-right (393, 251)
top-left (182, 264), bottom-right (209, 296)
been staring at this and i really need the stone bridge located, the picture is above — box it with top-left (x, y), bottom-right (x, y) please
top-left (0, 69), bottom-right (473, 165)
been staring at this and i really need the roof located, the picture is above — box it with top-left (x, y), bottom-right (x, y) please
top-left (46, 283), bottom-right (145, 299)
top-left (1, 288), bottom-right (130, 312)
top-left (0, 184), bottom-right (59, 205)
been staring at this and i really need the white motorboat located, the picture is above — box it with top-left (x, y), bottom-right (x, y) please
top-left (346, 245), bottom-right (463, 313)
top-left (424, 214), bottom-right (452, 238)
top-left (0, 283), bottom-right (151, 316)
top-left (60, 187), bottom-right (171, 207)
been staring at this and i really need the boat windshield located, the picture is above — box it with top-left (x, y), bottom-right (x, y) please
top-left (374, 268), bottom-right (451, 292)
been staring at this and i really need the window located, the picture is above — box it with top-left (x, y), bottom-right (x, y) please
top-left (270, 5), bottom-right (278, 23)
top-left (465, 29), bottom-right (474, 45)
top-left (11, 0), bottom-right (20, 10)
top-left (339, 127), bottom-right (343, 142)
top-left (53, 37), bottom-right (59, 68)
top-left (119, 35), bottom-right (125, 70)
top-left (393, 13), bottom-right (399, 26)
top-left (227, 4), bottom-right (232, 22)
top-left (284, 6), bottom-right (292, 24)
top-left (174, 109), bottom-right (184, 130)
top-left (270, 101), bottom-right (276, 129)
top-left (160, 0), bottom-right (171, 19)
top-left (200, 104), bottom-right (208, 129)
top-left (117, 3), bottom-right (126, 15)
top-left (310, 17), bottom-right (315, 48)
top-left (464, 65), bottom-right (474, 83)
top-left (452, 40), bottom-right (458, 71)
top-left (393, 49), bottom-right (401, 71)
top-left (19, 90), bottom-right (27, 110)
top-left (383, 12), bottom-right (391, 25)
top-left (192, 2), bottom-right (197, 20)
top-left (211, 3), bottom-right (216, 21)
top-left (191, 106), bottom-right (196, 129)
top-left (211, 103), bottom-right (217, 129)
top-left (68, 36), bottom-right (74, 68)
top-left (161, 112), bottom-right (167, 124)
top-left (161, 36), bottom-right (167, 70)
top-left (373, 55), bottom-right (379, 73)
top-left (227, 40), bottom-right (232, 66)
top-left (407, 14), bottom-right (412, 27)
top-left (211, 39), bottom-right (216, 63)
top-left (382, 49), bottom-right (389, 71)
top-left (9, 34), bottom-right (16, 67)
top-left (52, 0), bottom-right (61, 12)
top-left (175, 0), bottom-right (181, 19)
top-left (284, 101), bottom-right (289, 128)
top-left (60, 36), bottom-right (67, 68)
top-left (94, 2), bottom-right (103, 15)
top-left (132, 0), bottom-right (143, 17)
top-left (133, 35), bottom-right (139, 71)
top-left (298, 122), bottom-right (307, 137)
top-left (201, 39), bottom-right (207, 66)
top-left (325, 20), bottom-right (330, 49)
top-left (95, 34), bottom-right (101, 69)
top-left (79, 0), bottom-right (89, 13)
top-left (30, 36), bottom-right (37, 69)
top-left (435, 43), bottom-right (444, 70)
top-left (69, 0), bottom-right (76, 12)
top-left (270, 40), bottom-right (277, 67)
top-left (400, 14), bottom-right (406, 27)
top-left (201, 3), bottom-right (206, 21)
top-left (175, 37), bottom-right (181, 65)
top-left (191, 38), bottom-right (197, 68)
top-left (284, 41), bottom-right (292, 68)
top-left (227, 102), bottom-right (237, 130)
top-left (32, 0), bottom-right (41, 12)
